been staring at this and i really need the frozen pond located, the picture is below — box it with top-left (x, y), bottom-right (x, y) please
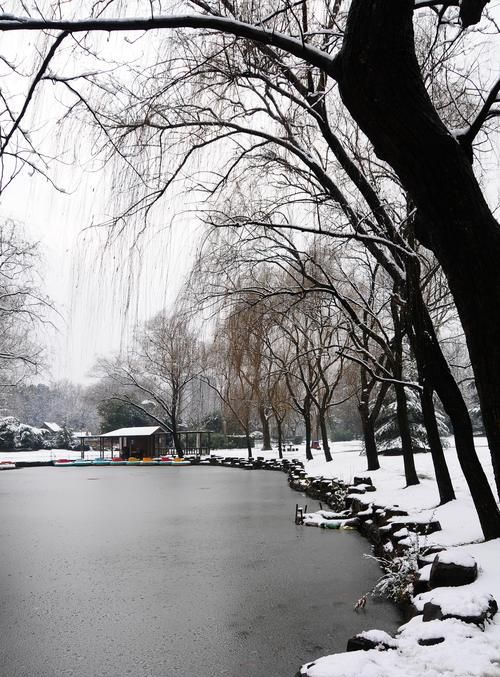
top-left (0, 466), bottom-right (402, 677)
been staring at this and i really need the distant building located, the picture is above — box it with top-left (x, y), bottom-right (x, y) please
top-left (97, 426), bottom-right (212, 458)
top-left (99, 426), bottom-right (168, 459)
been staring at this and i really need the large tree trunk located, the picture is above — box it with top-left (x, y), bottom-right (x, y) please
top-left (404, 257), bottom-right (455, 504)
top-left (420, 384), bottom-right (455, 504)
top-left (394, 382), bottom-right (419, 486)
top-left (171, 422), bottom-right (183, 457)
top-left (391, 295), bottom-right (418, 486)
top-left (337, 0), bottom-right (500, 496)
top-left (245, 430), bottom-right (253, 459)
top-left (426, 338), bottom-right (500, 539)
top-left (259, 405), bottom-right (272, 451)
top-left (358, 400), bottom-right (380, 471)
top-left (304, 408), bottom-right (313, 461)
top-left (407, 265), bottom-right (500, 539)
top-left (318, 411), bottom-right (333, 462)
top-left (276, 418), bottom-right (283, 459)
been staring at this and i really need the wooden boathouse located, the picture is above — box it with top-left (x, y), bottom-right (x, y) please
top-left (93, 426), bottom-right (213, 458)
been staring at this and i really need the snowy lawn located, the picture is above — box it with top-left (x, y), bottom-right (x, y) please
top-left (281, 438), bottom-right (500, 677)
top-left (0, 448), bottom-right (104, 462)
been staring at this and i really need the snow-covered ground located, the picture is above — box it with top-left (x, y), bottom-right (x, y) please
top-left (0, 448), bottom-right (104, 462)
top-left (3, 438), bottom-right (500, 675)
top-left (286, 438), bottom-right (500, 677)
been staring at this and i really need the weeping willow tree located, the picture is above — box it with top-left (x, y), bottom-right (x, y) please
top-left (0, 221), bottom-right (50, 390)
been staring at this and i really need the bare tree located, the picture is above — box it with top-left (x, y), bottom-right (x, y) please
top-left (266, 367), bottom-right (293, 459)
top-left (257, 292), bottom-right (340, 463)
top-left (204, 311), bottom-right (259, 458)
top-left (98, 312), bottom-right (203, 454)
top-left (0, 220), bottom-right (50, 391)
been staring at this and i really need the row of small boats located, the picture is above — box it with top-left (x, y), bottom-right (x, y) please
top-left (53, 457), bottom-right (191, 467)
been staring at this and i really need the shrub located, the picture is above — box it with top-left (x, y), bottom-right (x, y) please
top-left (0, 417), bottom-right (46, 449)
top-left (0, 416), bottom-right (20, 449)
top-left (365, 540), bottom-right (419, 605)
top-left (209, 433), bottom-right (254, 449)
top-left (17, 424), bottom-right (44, 449)
top-left (327, 483), bottom-right (349, 511)
top-left (54, 425), bottom-right (74, 449)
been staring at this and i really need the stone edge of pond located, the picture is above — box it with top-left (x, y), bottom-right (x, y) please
top-left (287, 468), bottom-right (498, 677)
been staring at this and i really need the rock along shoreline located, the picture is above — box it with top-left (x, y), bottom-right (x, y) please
top-left (286, 461), bottom-right (500, 677)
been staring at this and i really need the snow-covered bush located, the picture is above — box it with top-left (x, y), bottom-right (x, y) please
top-left (327, 483), bottom-right (349, 511)
top-left (54, 425), bottom-right (74, 449)
top-left (17, 424), bottom-right (44, 449)
top-left (0, 416), bottom-right (20, 449)
top-left (366, 541), bottom-right (419, 605)
top-left (0, 416), bottom-right (51, 449)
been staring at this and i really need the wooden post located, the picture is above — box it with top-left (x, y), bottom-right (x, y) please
top-left (295, 504), bottom-right (305, 525)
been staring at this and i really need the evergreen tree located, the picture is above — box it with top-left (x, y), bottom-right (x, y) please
top-left (97, 399), bottom-right (154, 433)
top-left (375, 388), bottom-right (448, 455)
top-left (54, 425), bottom-right (74, 450)
top-left (0, 417), bottom-right (20, 449)
top-left (0, 417), bottom-right (46, 449)
top-left (17, 424), bottom-right (44, 449)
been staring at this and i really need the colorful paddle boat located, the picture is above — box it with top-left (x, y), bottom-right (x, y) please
top-left (169, 458), bottom-right (191, 466)
top-left (158, 455), bottom-right (175, 464)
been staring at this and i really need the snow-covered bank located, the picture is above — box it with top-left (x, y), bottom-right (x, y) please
top-left (290, 438), bottom-right (500, 677)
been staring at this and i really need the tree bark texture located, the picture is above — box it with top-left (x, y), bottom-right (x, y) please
top-left (172, 427), bottom-right (183, 456)
top-left (407, 264), bottom-right (500, 539)
top-left (337, 0), bottom-right (500, 496)
top-left (318, 412), bottom-right (333, 462)
top-left (358, 400), bottom-right (380, 471)
top-left (395, 382), bottom-right (419, 486)
top-left (245, 431), bottom-right (253, 459)
top-left (276, 418), bottom-right (283, 459)
top-left (405, 258), bottom-right (455, 503)
top-left (304, 408), bottom-right (313, 461)
top-left (259, 405), bottom-right (272, 451)
top-left (391, 295), bottom-right (419, 486)
top-left (420, 384), bottom-right (456, 504)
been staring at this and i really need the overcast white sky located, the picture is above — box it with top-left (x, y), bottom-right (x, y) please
top-left (1, 167), bottom-right (198, 383)
top-left (0, 1), bottom-right (499, 384)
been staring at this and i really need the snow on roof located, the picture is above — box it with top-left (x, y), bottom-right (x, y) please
top-left (43, 422), bottom-right (62, 432)
top-left (100, 426), bottom-right (164, 438)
